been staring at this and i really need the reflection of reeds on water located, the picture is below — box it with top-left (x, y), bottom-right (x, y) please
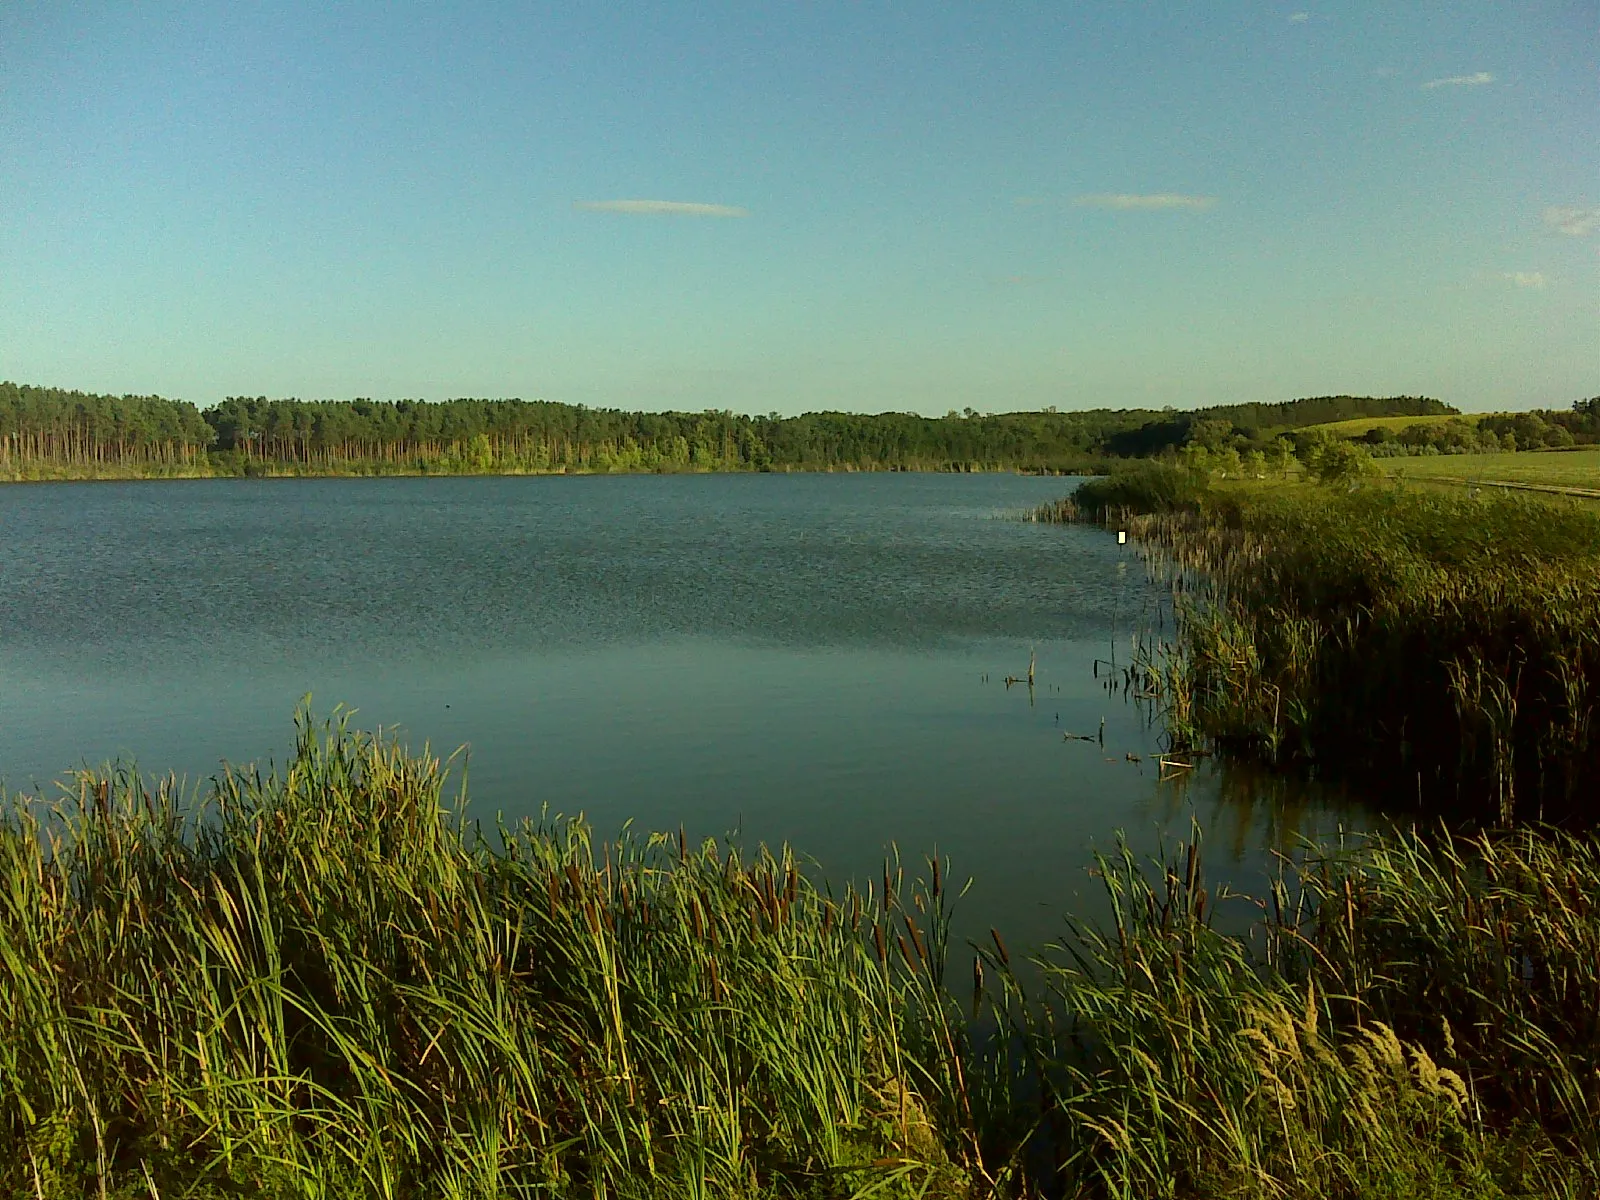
top-left (4, 711), bottom-right (1598, 1196)
top-left (1148, 756), bottom-right (1354, 863)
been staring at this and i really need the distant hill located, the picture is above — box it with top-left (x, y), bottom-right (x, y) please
top-left (1103, 396), bottom-right (1457, 457)
top-left (1202, 394), bottom-right (1456, 432)
top-left (1299, 414), bottom-right (1485, 437)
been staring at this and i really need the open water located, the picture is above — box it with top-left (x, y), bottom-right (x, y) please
top-left (0, 472), bottom-right (1364, 950)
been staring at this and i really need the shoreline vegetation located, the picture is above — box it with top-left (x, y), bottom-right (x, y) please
top-left (4, 711), bottom-right (1598, 1199)
top-left (0, 382), bottom-right (1496, 482)
top-left (1040, 463), bottom-right (1600, 823)
top-left (6, 384), bottom-right (1596, 486)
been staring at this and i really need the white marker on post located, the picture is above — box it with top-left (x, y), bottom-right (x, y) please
top-left (1117, 531), bottom-right (1127, 544)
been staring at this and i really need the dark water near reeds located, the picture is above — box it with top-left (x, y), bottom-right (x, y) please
top-left (0, 473), bottom-right (1366, 949)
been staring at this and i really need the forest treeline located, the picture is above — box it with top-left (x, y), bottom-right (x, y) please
top-left (0, 382), bottom-right (1483, 477)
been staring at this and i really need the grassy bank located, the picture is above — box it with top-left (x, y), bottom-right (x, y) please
top-left (1047, 467), bottom-right (1600, 822)
top-left (2, 712), bottom-right (1597, 1197)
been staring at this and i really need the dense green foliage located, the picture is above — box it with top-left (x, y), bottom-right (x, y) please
top-left (2, 715), bottom-right (1594, 1198)
top-left (1304, 402), bottom-right (1600, 457)
top-left (0, 382), bottom-right (1473, 479)
top-left (202, 396), bottom-right (1140, 473)
top-left (1034, 462), bottom-right (1211, 520)
top-left (1134, 399), bottom-right (1599, 463)
top-left (1102, 395), bottom-right (1456, 458)
top-left (1351, 417), bottom-right (1508, 456)
top-left (1193, 393), bottom-right (1455, 433)
top-left (1470, 406), bottom-right (1600, 450)
top-left (11, 381), bottom-right (1597, 479)
top-left (0, 383), bottom-right (211, 471)
top-left (0, 383), bottom-right (1137, 476)
top-left (1060, 477), bottom-right (1600, 820)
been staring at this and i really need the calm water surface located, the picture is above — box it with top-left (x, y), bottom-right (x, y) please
top-left (0, 474), bottom-right (1365, 950)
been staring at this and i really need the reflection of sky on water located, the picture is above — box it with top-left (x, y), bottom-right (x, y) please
top-left (0, 473), bottom-right (1371, 951)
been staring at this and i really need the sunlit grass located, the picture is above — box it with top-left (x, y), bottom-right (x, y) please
top-left (1386, 448), bottom-right (1600, 491)
top-left (3, 709), bottom-right (1597, 1197)
top-left (1300, 413), bottom-right (1491, 437)
top-left (0, 711), bottom-right (975, 1198)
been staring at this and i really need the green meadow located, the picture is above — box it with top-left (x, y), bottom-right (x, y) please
top-left (1385, 447), bottom-right (1600, 491)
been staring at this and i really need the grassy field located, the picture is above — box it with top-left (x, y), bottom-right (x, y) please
top-left (4, 710), bottom-right (1598, 1198)
top-left (1386, 447), bottom-right (1600, 491)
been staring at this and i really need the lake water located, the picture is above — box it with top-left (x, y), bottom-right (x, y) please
top-left (0, 473), bottom-right (1364, 951)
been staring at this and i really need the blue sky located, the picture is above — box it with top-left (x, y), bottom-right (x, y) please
top-left (1, 2), bottom-right (1595, 414)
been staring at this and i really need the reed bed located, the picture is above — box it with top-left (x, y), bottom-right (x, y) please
top-left (0, 712), bottom-right (975, 1199)
top-left (3, 711), bottom-right (1597, 1197)
top-left (1050, 470), bottom-right (1600, 822)
top-left (980, 826), bottom-right (1600, 1199)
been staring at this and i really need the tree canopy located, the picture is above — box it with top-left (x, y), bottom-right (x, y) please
top-left (22, 382), bottom-right (1594, 480)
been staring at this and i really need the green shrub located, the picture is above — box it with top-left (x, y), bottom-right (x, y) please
top-left (1041, 462), bottom-right (1209, 521)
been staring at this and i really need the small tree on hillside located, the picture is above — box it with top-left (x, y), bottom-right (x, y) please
top-left (1307, 439), bottom-right (1375, 485)
top-left (1266, 437), bottom-right (1295, 477)
top-left (1188, 418), bottom-right (1236, 452)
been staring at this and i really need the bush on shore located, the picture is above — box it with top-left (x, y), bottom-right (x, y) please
top-left (1031, 463), bottom-right (1210, 524)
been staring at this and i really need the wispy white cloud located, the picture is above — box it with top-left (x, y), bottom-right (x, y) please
top-left (1502, 271), bottom-right (1547, 289)
top-left (1543, 206), bottom-right (1600, 237)
top-left (574, 199), bottom-right (750, 218)
top-left (1288, 11), bottom-right (1310, 22)
top-left (1072, 193), bottom-right (1217, 211)
top-left (1421, 71), bottom-right (1494, 90)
